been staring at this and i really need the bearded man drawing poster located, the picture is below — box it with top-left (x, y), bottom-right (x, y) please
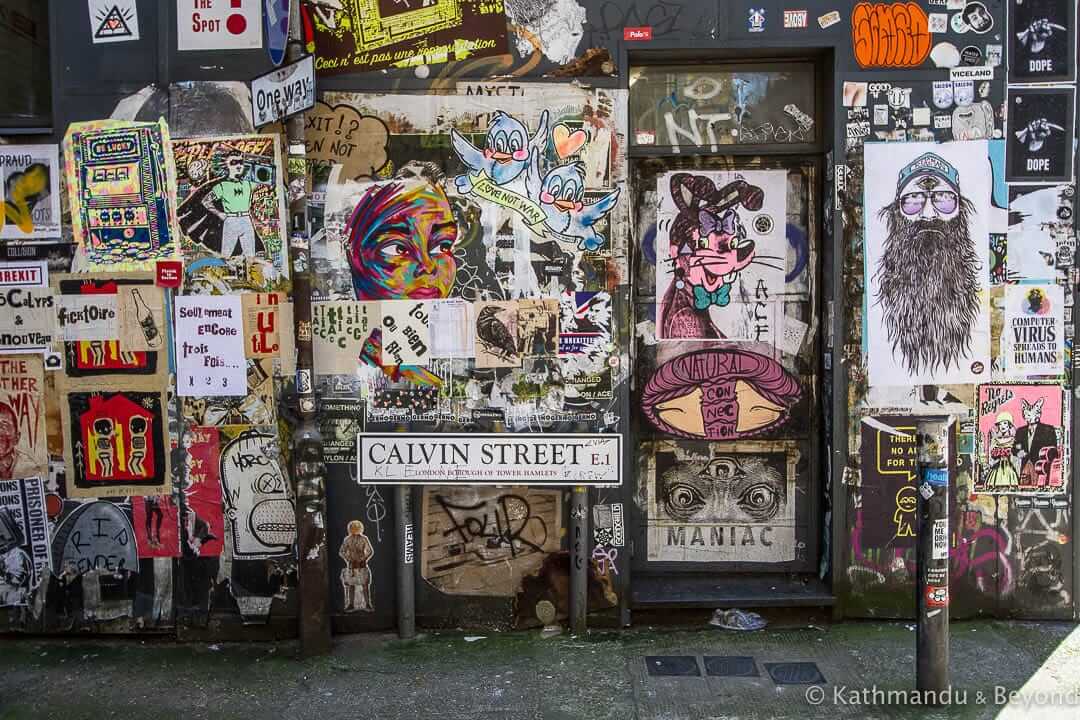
top-left (864, 141), bottom-right (992, 385)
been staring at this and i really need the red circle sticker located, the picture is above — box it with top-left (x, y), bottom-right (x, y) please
top-left (226, 14), bottom-right (247, 35)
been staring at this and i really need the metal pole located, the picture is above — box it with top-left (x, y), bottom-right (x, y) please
top-left (915, 418), bottom-right (950, 699)
top-left (569, 486), bottom-right (589, 634)
top-left (284, 0), bottom-right (331, 657)
top-left (395, 486), bottom-right (416, 639)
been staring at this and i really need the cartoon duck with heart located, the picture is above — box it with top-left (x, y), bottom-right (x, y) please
top-left (527, 153), bottom-right (620, 251)
top-left (451, 110), bottom-right (548, 194)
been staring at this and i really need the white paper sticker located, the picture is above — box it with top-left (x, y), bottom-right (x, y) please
top-left (56, 295), bottom-right (119, 341)
top-left (932, 518), bottom-right (949, 560)
top-left (88, 0), bottom-right (139, 43)
top-left (913, 107), bottom-right (932, 126)
top-left (175, 295), bottom-right (246, 396)
top-left (429, 299), bottom-right (475, 359)
top-left (380, 300), bottom-right (430, 366)
top-left (950, 66), bottom-right (993, 81)
top-left (251, 54), bottom-right (316, 128)
top-left (778, 315), bottom-right (809, 355)
top-left (0, 146), bottom-right (61, 240)
top-left (177, 0), bottom-right (261, 51)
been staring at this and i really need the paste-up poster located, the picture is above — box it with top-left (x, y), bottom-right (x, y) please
top-left (173, 136), bottom-right (288, 272)
top-left (644, 441), bottom-right (798, 563)
top-left (116, 283), bottom-right (166, 352)
top-left (55, 274), bottom-right (165, 383)
top-left (858, 416), bottom-right (918, 549)
top-left (218, 426), bottom-right (294, 559)
top-left (558, 291), bottom-right (613, 399)
top-left (182, 357), bottom-right (275, 427)
top-left (177, 0), bottom-right (262, 51)
top-left (864, 141), bottom-right (992, 385)
top-left (0, 285), bottom-right (54, 354)
top-left (312, 300), bottom-right (379, 374)
top-left (1002, 283), bottom-right (1064, 378)
top-left (428, 299), bottom-right (474, 358)
top-left (88, 0), bottom-right (140, 43)
top-left (655, 170), bottom-right (788, 342)
top-left (62, 389), bottom-right (170, 498)
top-left (303, 0), bottom-right (508, 75)
top-left (131, 495), bottom-right (180, 558)
top-left (475, 300), bottom-right (520, 368)
top-left (1008, 0), bottom-right (1075, 84)
top-left (56, 294), bottom-right (119, 342)
top-left (518, 299), bottom-right (559, 357)
top-left (976, 383), bottom-right (1067, 494)
top-left (0, 144), bottom-right (61, 239)
top-left (379, 300), bottom-right (430, 366)
top-left (241, 292), bottom-right (282, 358)
top-left (0, 477), bottom-right (51, 607)
top-left (63, 120), bottom-right (180, 270)
top-left (0, 355), bottom-right (48, 480)
top-left (1005, 86), bottom-right (1076, 184)
top-left (1006, 185), bottom-right (1072, 281)
top-left (178, 426), bottom-right (224, 558)
top-left (174, 295), bottom-right (247, 397)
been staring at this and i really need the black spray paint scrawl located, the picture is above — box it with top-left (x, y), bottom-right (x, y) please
top-left (1009, 0), bottom-right (1076, 84)
top-left (1006, 86), bottom-right (1076, 184)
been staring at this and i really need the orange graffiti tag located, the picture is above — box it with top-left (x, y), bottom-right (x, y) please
top-left (851, 2), bottom-right (932, 69)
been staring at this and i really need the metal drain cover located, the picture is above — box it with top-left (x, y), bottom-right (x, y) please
top-left (645, 656), bottom-right (701, 677)
top-left (763, 662), bottom-right (826, 685)
top-left (703, 656), bottom-right (759, 677)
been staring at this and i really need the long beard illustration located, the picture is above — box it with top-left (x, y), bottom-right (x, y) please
top-left (874, 198), bottom-right (980, 376)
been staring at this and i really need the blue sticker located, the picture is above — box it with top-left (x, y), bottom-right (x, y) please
top-left (923, 467), bottom-right (949, 487)
top-left (264, 0), bottom-right (290, 66)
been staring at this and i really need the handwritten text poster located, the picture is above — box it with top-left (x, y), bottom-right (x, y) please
top-left (175, 295), bottom-right (246, 397)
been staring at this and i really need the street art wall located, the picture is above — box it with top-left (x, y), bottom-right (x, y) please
top-left (2, 0), bottom-right (1077, 634)
top-left (837, 0), bottom-right (1078, 620)
top-left (309, 82), bottom-right (629, 627)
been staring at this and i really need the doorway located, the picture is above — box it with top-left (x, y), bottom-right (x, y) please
top-left (626, 60), bottom-right (828, 606)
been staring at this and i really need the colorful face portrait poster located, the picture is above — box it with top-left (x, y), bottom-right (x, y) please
top-left (0, 477), bottom-right (51, 607)
top-left (864, 141), bottom-right (992, 385)
top-left (644, 441), bottom-right (797, 563)
top-left (976, 383), bottom-right (1066, 494)
top-left (1002, 283), bottom-right (1064, 378)
top-left (302, 0), bottom-right (509, 74)
top-left (1008, 0), bottom-right (1075, 84)
top-left (62, 389), bottom-right (170, 498)
top-left (173, 135), bottom-right (288, 272)
top-left (655, 170), bottom-right (787, 342)
top-left (0, 144), bottom-right (61, 239)
top-left (0, 355), bottom-right (48, 480)
top-left (63, 120), bottom-right (180, 270)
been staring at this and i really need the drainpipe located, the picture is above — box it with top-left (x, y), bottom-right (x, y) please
top-left (284, 0), bottom-right (331, 657)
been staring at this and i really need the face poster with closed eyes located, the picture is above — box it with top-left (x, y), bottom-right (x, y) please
top-left (644, 440), bottom-right (798, 563)
top-left (864, 140), bottom-right (992, 386)
top-left (654, 170), bottom-right (788, 342)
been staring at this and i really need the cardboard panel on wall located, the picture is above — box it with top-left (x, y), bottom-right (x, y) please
top-left (643, 440), bottom-right (799, 563)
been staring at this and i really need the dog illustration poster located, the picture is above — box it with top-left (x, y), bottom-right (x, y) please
top-left (62, 389), bottom-right (170, 498)
top-left (655, 170), bottom-right (787, 342)
top-left (1002, 283), bottom-right (1064, 379)
top-left (864, 141), bottom-right (991, 385)
top-left (1008, 0), bottom-right (1075, 84)
top-left (976, 383), bottom-right (1066, 494)
top-left (1005, 86), bottom-right (1076, 184)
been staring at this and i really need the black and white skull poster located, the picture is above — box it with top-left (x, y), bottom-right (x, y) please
top-left (864, 141), bottom-right (992, 385)
top-left (1006, 86), bottom-right (1076, 184)
top-left (1008, 0), bottom-right (1075, 84)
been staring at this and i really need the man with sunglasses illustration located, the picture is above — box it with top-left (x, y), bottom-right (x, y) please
top-left (874, 152), bottom-right (981, 377)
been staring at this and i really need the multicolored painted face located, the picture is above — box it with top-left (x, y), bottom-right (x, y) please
top-left (347, 181), bottom-right (458, 300)
top-left (682, 208), bottom-right (756, 292)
